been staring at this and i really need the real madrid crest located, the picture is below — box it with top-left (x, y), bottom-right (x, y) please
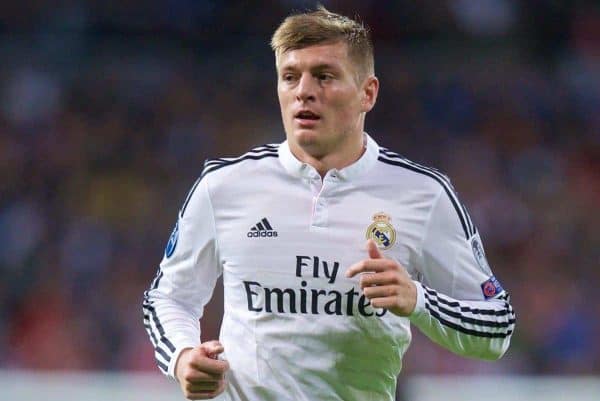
top-left (366, 212), bottom-right (396, 250)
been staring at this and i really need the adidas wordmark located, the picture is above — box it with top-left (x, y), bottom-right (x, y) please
top-left (247, 218), bottom-right (278, 238)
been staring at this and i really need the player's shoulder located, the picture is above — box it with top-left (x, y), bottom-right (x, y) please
top-left (375, 146), bottom-right (452, 194)
top-left (178, 143), bottom-right (281, 216)
top-left (376, 145), bottom-right (477, 239)
top-left (201, 142), bottom-right (281, 182)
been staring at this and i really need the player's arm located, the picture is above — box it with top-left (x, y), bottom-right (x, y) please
top-left (406, 185), bottom-right (515, 360)
top-left (142, 172), bottom-right (228, 399)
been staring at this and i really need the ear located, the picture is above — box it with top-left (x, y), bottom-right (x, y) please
top-left (360, 76), bottom-right (379, 113)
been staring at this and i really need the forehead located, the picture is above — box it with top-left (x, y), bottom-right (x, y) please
top-left (276, 41), bottom-right (351, 71)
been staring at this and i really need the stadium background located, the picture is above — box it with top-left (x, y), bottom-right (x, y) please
top-left (0, 0), bottom-right (598, 399)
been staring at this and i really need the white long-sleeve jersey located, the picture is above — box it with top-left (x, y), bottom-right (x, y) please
top-left (142, 134), bottom-right (515, 401)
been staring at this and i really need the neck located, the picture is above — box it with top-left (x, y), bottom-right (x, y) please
top-left (288, 132), bottom-right (366, 177)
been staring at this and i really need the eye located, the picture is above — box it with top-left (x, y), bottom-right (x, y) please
top-left (282, 73), bottom-right (296, 82)
top-left (318, 73), bottom-right (333, 81)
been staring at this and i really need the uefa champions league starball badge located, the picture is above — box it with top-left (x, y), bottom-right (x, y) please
top-left (366, 212), bottom-right (396, 250)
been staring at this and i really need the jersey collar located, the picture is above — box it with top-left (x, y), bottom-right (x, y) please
top-left (278, 133), bottom-right (379, 181)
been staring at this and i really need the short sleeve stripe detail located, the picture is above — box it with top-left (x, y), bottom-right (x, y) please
top-left (179, 144), bottom-right (280, 217)
top-left (422, 284), bottom-right (516, 338)
top-left (377, 149), bottom-right (475, 239)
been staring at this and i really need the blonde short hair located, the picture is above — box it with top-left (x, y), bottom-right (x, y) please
top-left (271, 6), bottom-right (374, 81)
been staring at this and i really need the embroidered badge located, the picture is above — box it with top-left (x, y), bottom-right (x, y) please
top-left (366, 212), bottom-right (396, 250)
top-left (481, 276), bottom-right (504, 299)
top-left (471, 233), bottom-right (492, 275)
top-left (165, 220), bottom-right (179, 258)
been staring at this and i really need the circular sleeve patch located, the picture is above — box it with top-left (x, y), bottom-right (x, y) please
top-left (164, 221), bottom-right (179, 258)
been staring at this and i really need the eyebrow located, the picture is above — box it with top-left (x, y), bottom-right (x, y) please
top-left (280, 63), bottom-right (341, 73)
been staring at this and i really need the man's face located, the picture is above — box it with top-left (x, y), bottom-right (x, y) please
top-left (276, 41), bottom-right (377, 157)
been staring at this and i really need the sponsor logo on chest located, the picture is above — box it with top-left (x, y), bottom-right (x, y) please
top-left (247, 217), bottom-right (278, 238)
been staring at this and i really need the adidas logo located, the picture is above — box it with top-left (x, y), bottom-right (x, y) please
top-left (247, 218), bottom-right (278, 238)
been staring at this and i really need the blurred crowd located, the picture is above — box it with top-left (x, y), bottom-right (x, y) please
top-left (0, 0), bottom-right (598, 377)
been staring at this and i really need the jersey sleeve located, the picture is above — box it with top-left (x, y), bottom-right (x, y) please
top-left (409, 185), bottom-right (516, 360)
top-left (142, 174), bottom-right (221, 379)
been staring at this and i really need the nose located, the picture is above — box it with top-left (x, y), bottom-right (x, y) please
top-left (296, 73), bottom-right (316, 102)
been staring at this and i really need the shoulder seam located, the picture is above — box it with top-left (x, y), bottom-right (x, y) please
top-left (377, 148), bottom-right (475, 239)
top-left (179, 145), bottom-right (279, 217)
top-left (203, 144), bottom-right (280, 168)
top-left (202, 151), bottom-right (278, 177)
top-left (179, 176), bottom-right (203, 218)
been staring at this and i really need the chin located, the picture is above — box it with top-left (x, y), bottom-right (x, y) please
top-left (295, 131), bottom-right (319, 146)
top-left (293, 131), bottom-right (332, 159)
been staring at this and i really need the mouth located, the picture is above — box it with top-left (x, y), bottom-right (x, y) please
top-left (294, 110), bottom-right (321, 127)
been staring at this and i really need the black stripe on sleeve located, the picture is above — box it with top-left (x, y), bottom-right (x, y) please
top-left (378, 150), bottom-right (474, 237)
top-left (180, 177), bottom-right (202, 217)
top-left (157, 359), bottom-right (168, 373)
top-left (201, 152), bottom-right (278, 178)
top-left (203, 144), bottom-right (280, 168)
top-left (424, 293), bottom-right (515, 329)
top-left (143, 302), bottom-right (176, 353)
top-left (460, 202), bottom-right (475, 237)
top-left (143, 320), bottom-right (172, 363)
top-left (153, 343), bottom-right (172, 363)
top-left (422, 285), bottom-right (515, 338)
top-left (424, 304), bottom-right (513, 338)
top-left (143, 316), bottom-right (160, 346)
top-left (143, 308), bottom-right (172, 373)
top-left (378, 155), bottom-right (470, 239)
top-left (497, 293), bottom-right (511, 302)
top-left (422, 286), bottom-right (511, 317)
top-left (149, 270), bottom-right (163, 291)
top-left (180, 150), bottom-right (279, 217)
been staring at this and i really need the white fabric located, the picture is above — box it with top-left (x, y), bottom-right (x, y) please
top-left (143, 133), bottom-right (514, 401)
